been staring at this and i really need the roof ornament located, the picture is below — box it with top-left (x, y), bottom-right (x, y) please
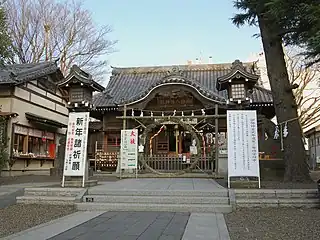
top-left (231, 59), bottom-right (245, 70)
top-left (166, 66), bottom-right (184, 76)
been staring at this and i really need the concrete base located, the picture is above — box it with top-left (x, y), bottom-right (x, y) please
top-left (217, 154), bottom-right (228, 176)
top-left (230, 180), bottom-right (259, 189)
top-left (50, 168), bottom-right (63, 177)
top-left (62, 179), bottom-right (98, 188)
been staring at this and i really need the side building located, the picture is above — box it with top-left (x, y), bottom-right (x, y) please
top-left (0, 61), bottom-right (69, 176)
top-left (305, 124), bottom-right (320, 170)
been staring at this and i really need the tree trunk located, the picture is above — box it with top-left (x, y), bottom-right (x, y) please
top-left (257, 15), bottom-right (312, 182)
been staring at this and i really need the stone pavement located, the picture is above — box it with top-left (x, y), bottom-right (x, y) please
top-left (3, 211), bottom-right (231, 240)
top-left (90, 178), bottom-right (226, 191)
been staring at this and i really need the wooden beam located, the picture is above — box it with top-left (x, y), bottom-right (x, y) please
top-left (116, 115), bottom-right (227, 120)
top-left (214, 104), bottom-right (219, 174)
top-left (122, 104), bottom-right (127, 129)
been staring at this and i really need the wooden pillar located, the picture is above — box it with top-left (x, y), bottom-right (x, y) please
top-left (214, 104), bottom-right (219, 174)
top-left (179, 134), bottom-right (183, 154)
top-left (175, 133), bottom-right (179, 156)
top-left (122, 104), bottom-right (127, 130)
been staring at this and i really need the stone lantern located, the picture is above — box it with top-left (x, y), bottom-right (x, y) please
top-left (58, 65), bottom-right (105, 111)
top-left (216, 60), bottom-right (259, 106)
top-left (58, 65), bottom-right (104, 187)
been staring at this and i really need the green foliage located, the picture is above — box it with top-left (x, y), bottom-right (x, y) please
top-left (266, 0), bottom-right (320, 65)
top-left (232, 0), bottom-right (320, 66)
top-left (0, 3), bottom-right (13, 65)
top-left (0, 117), bottom-right (9, 172)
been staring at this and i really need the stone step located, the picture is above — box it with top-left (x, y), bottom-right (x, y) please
top-left (16, 195), bottom-right (76, 205)
top-left (76, 202), bottom-right (233, 213)
top-left (87, 189), bottom-right (229, 197)
top-left (84, 195), bottom-right (229, 204)
top-left (24, 188), bottom-right (83, 197)
top-left (236, 198), bottom-right (319, 208)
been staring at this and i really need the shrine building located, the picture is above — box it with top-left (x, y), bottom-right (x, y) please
top-left (82, 60), bottom-right (282, 174)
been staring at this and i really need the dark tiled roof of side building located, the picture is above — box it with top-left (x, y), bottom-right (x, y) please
top-left (0, 60), bottom-right (61, 85)
top-left (93, 62), bottom-right (273, 107)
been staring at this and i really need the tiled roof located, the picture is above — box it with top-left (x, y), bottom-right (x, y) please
top-left (93, 62), bottom-right (273, 107)
top-left (58, 65), bottom-right (105, 92)
top-left (0, 61), bottom-right (60, 85)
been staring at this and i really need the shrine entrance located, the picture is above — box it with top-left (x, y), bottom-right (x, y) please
top-left (117, 103), bottom-right (227, 175)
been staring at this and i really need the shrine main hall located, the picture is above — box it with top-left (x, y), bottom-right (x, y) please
top-left (65, 60), bottom-right (280, 174)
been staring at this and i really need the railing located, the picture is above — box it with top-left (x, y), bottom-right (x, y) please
top-left (144, 154), bottom-right (214, 173)
top-left (89, 141), bottom-right (215, 173)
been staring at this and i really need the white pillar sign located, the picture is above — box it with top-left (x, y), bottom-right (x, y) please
top-left (227, 110), bottom-right (260, 188)
top-left (120, 129), bottom-right (138, 169)
top-left (62, 112), bottom-right (89, 177)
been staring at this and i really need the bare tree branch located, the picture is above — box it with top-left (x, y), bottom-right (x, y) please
top-left (284, 47), bottom-right (320, 131)
top-left (4, 0), bottom-right (117, 83)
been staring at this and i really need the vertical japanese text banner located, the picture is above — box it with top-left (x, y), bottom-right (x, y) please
top-left (227, 110), bottom-right (260, 178)
top-left (120, 129), bottom-right (138, 169)
top-left (63, 112), bottom-right (90, 176)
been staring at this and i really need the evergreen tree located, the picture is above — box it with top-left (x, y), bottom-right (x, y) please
top-left (266, 0), bottom-right (320, 65)
top-left (233, 0), bottom-right (312, 182)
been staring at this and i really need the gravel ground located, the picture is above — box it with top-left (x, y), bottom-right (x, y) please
top-left (225, 208), bottom-right (320, 240)
top-left (0, 204), bottom-right (76, 238)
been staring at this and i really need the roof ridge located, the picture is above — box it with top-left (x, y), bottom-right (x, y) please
top-left (254, 85), bottom-right (272, 93)
top-left (111, 62), bottom-right (255, 74)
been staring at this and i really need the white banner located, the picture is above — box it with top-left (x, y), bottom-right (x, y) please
top-left (63, 112), bottom-right (89, 176)
top-left (120, 129), bottom-right (138, 169)
top-left (227, 110), bottom-right (260, 178)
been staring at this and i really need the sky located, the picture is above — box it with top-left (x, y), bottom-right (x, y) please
top-left (83, 0), bottom-right (263, 68)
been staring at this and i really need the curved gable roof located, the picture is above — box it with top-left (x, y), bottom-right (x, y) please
top-left (93, 62), bottom-right (273, 107)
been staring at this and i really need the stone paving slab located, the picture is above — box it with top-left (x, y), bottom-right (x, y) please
top-left (0, 189), bottom-right (24, 209)
top-left (3, 210), bottom-right (231, 240)
top-left (91, 178), bottom-right (224, 191)
top-left (48, 211), bottom-right (190, 240)
top-left (182, 213), bottom-right (230, 240)
top-left (2, 211), bottom-right (104, 240)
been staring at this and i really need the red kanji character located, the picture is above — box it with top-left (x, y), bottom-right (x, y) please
top-left (130, 130), bottom-right (135, 137)
top-left (130, 138), bottom-right (135, 144)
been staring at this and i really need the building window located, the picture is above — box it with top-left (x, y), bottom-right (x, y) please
top-left (13, 134), bottom-right (26, 154)
top-left (28, 136), bottom-right (55, 158)
top-left (12, 125), bottom-right (55, 158)
top-left (231, 84), bottom-right (245, 99)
